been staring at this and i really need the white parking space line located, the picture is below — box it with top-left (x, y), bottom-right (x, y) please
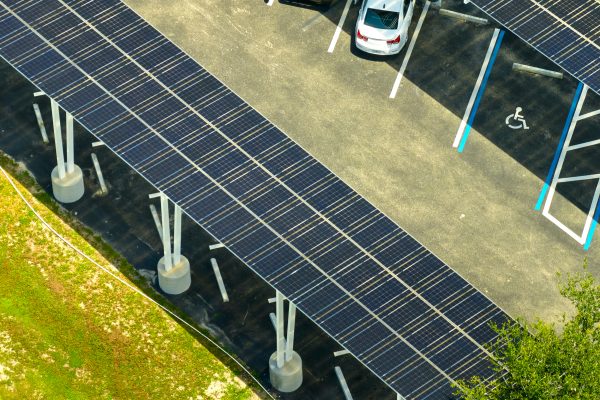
top-left (567, 138), bottom-right (600, 151)
top-left (557, 173), bottom-right (600, 184)
top-left (577, 108), bottom-right (600, 121)
top-left (328, 0), bottom-right (353, 53)
top-left (452, 28), bottom-right (500, 148)
top-left (389, 1), bottom-right (430, 99)
top-left (541, 85), bottom-right (593, 245)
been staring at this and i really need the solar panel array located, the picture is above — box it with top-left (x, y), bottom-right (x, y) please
top-left (470, 0), bottom-right (600, 95)
top-left (0, 0), bottom-right (511, 398)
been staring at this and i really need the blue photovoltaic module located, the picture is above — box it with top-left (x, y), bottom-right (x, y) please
top-left (470, 0), bottom-right (600, 95)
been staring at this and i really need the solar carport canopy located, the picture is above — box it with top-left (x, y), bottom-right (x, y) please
top-left (0, 0), bottom-right (511, 398)
top-left (470, 0), bottom-right (600, 95)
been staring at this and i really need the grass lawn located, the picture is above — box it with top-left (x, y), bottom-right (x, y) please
top-left (0, 161), bottom-right (261, 400)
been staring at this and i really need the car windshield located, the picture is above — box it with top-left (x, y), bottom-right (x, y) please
top-left (364, 8), bottom-right (400, 29)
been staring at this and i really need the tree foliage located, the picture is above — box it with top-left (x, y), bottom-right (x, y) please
top-left (454, 266), bottom-right (600, 400)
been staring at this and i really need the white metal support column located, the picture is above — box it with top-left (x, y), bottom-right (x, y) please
top-left (49, 99), bottom-right (84, 203)
top-left (285, 302), bottom-right (296, 362)
top-left (173, 204), bottom-right (182, 264)
top-left (269, 291), bottom-right (302, 392)
top-left (275, 290), bottom-right (285, 368)
top-left (51, 99), bottom-right (65, 179)
top-left (152, 193), bottom-right (191, 295)
top-left (65, 112), bottom-right (74, 174)
top-left (160, 194), bottom-right (173, 272)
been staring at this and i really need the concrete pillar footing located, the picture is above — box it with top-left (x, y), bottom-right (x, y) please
top-left (51, 165), bottom-right (84, 203)
top-left (269, 351), bottom-right (303, 393)
top-left (157, 255), bottom-right (191, 295)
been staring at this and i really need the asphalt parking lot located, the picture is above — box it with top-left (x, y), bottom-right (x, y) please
top-left (1, 0), bottom-right (599, 399)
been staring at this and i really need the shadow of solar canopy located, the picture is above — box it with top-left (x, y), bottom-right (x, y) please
top-left (469, 0), bottom-right (600, 95)
top-left (0, 1), bottom-right (512, 398)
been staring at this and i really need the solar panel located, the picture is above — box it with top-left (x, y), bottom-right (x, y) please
top-left (0, 1), bottom-right (511, 398)
top-left (469, 0), bottom-right (600, 95)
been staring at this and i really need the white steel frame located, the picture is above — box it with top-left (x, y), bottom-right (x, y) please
top-left (272, 291), bottom-right (297, 368)
top-left (149, 193), bottom-right (183, 272)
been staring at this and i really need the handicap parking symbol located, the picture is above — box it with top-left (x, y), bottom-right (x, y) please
top-left (505, 107), bottom-right (529, 130)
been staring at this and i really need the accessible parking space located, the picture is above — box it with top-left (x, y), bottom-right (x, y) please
top-left (457, 31), bottom-right (579, 169)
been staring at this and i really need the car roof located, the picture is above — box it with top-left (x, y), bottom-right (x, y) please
top-left (365, 0), bottom-right (403, 13)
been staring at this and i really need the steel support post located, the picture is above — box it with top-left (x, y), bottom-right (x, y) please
top-left (275, 290), bottom-right (285, 368)
top-left (269, 291), bottom-right (302, 392)
top-left (173, 204), bottom-right (182, 264)
top-left (65, 112), bottom-right (74, 174)
top-left (285, 302), bottom-right (296, 362)
top-left (51, 99), bottom-right (65, 179)
top-left (160, 194), bottom-right (172, 271)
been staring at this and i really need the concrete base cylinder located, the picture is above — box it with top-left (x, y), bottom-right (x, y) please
top-left (51, 165), bottom-right (84, 204)
top-left (269, 351), bottom-right (303, 393)
top-left (157, 255), bottom-right (191, 295)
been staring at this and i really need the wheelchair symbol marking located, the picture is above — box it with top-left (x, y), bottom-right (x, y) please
top-left (505, 107), bottom-right (529, 130)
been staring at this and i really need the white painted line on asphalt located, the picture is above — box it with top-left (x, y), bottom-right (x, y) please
top-left (567, 138), bottom-right (600, 151)
top-left (333, 349), bottom-right (350, 357)
top-left (328, 0), bottom-right (353, 53)
top-left (211, 258), bottom-right (229, 302)
top-left (33, 91), bottom-right (44, 97)
top-left (542, 85), bottom-right (592, 245)
top-left (577, 108), bottom-right (600, 121)
top-left (209, 243), bottom-right (225, 250)
top-left (91, 140), bottom-right (105, 147)
top-left (91, 153), bottom-right (108, 194)
top-left (557, 173), bottom-right (600, 184)
top-left (148, 192), bottom-right (162, 199)
top-left (32, 103), bottom-right (48, 143)
top-left (390, 1), bottom-right (430, 99)
top-left (453, 28), bottom-right (500, 148)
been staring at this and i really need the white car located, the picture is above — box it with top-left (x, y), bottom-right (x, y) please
top-left (354, 0), bottom-right (415, 56)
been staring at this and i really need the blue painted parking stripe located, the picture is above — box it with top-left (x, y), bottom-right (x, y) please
top-left (534, 82), bottom-right (584, 210)
top-left (457, 30), bottom-right (505, 153)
